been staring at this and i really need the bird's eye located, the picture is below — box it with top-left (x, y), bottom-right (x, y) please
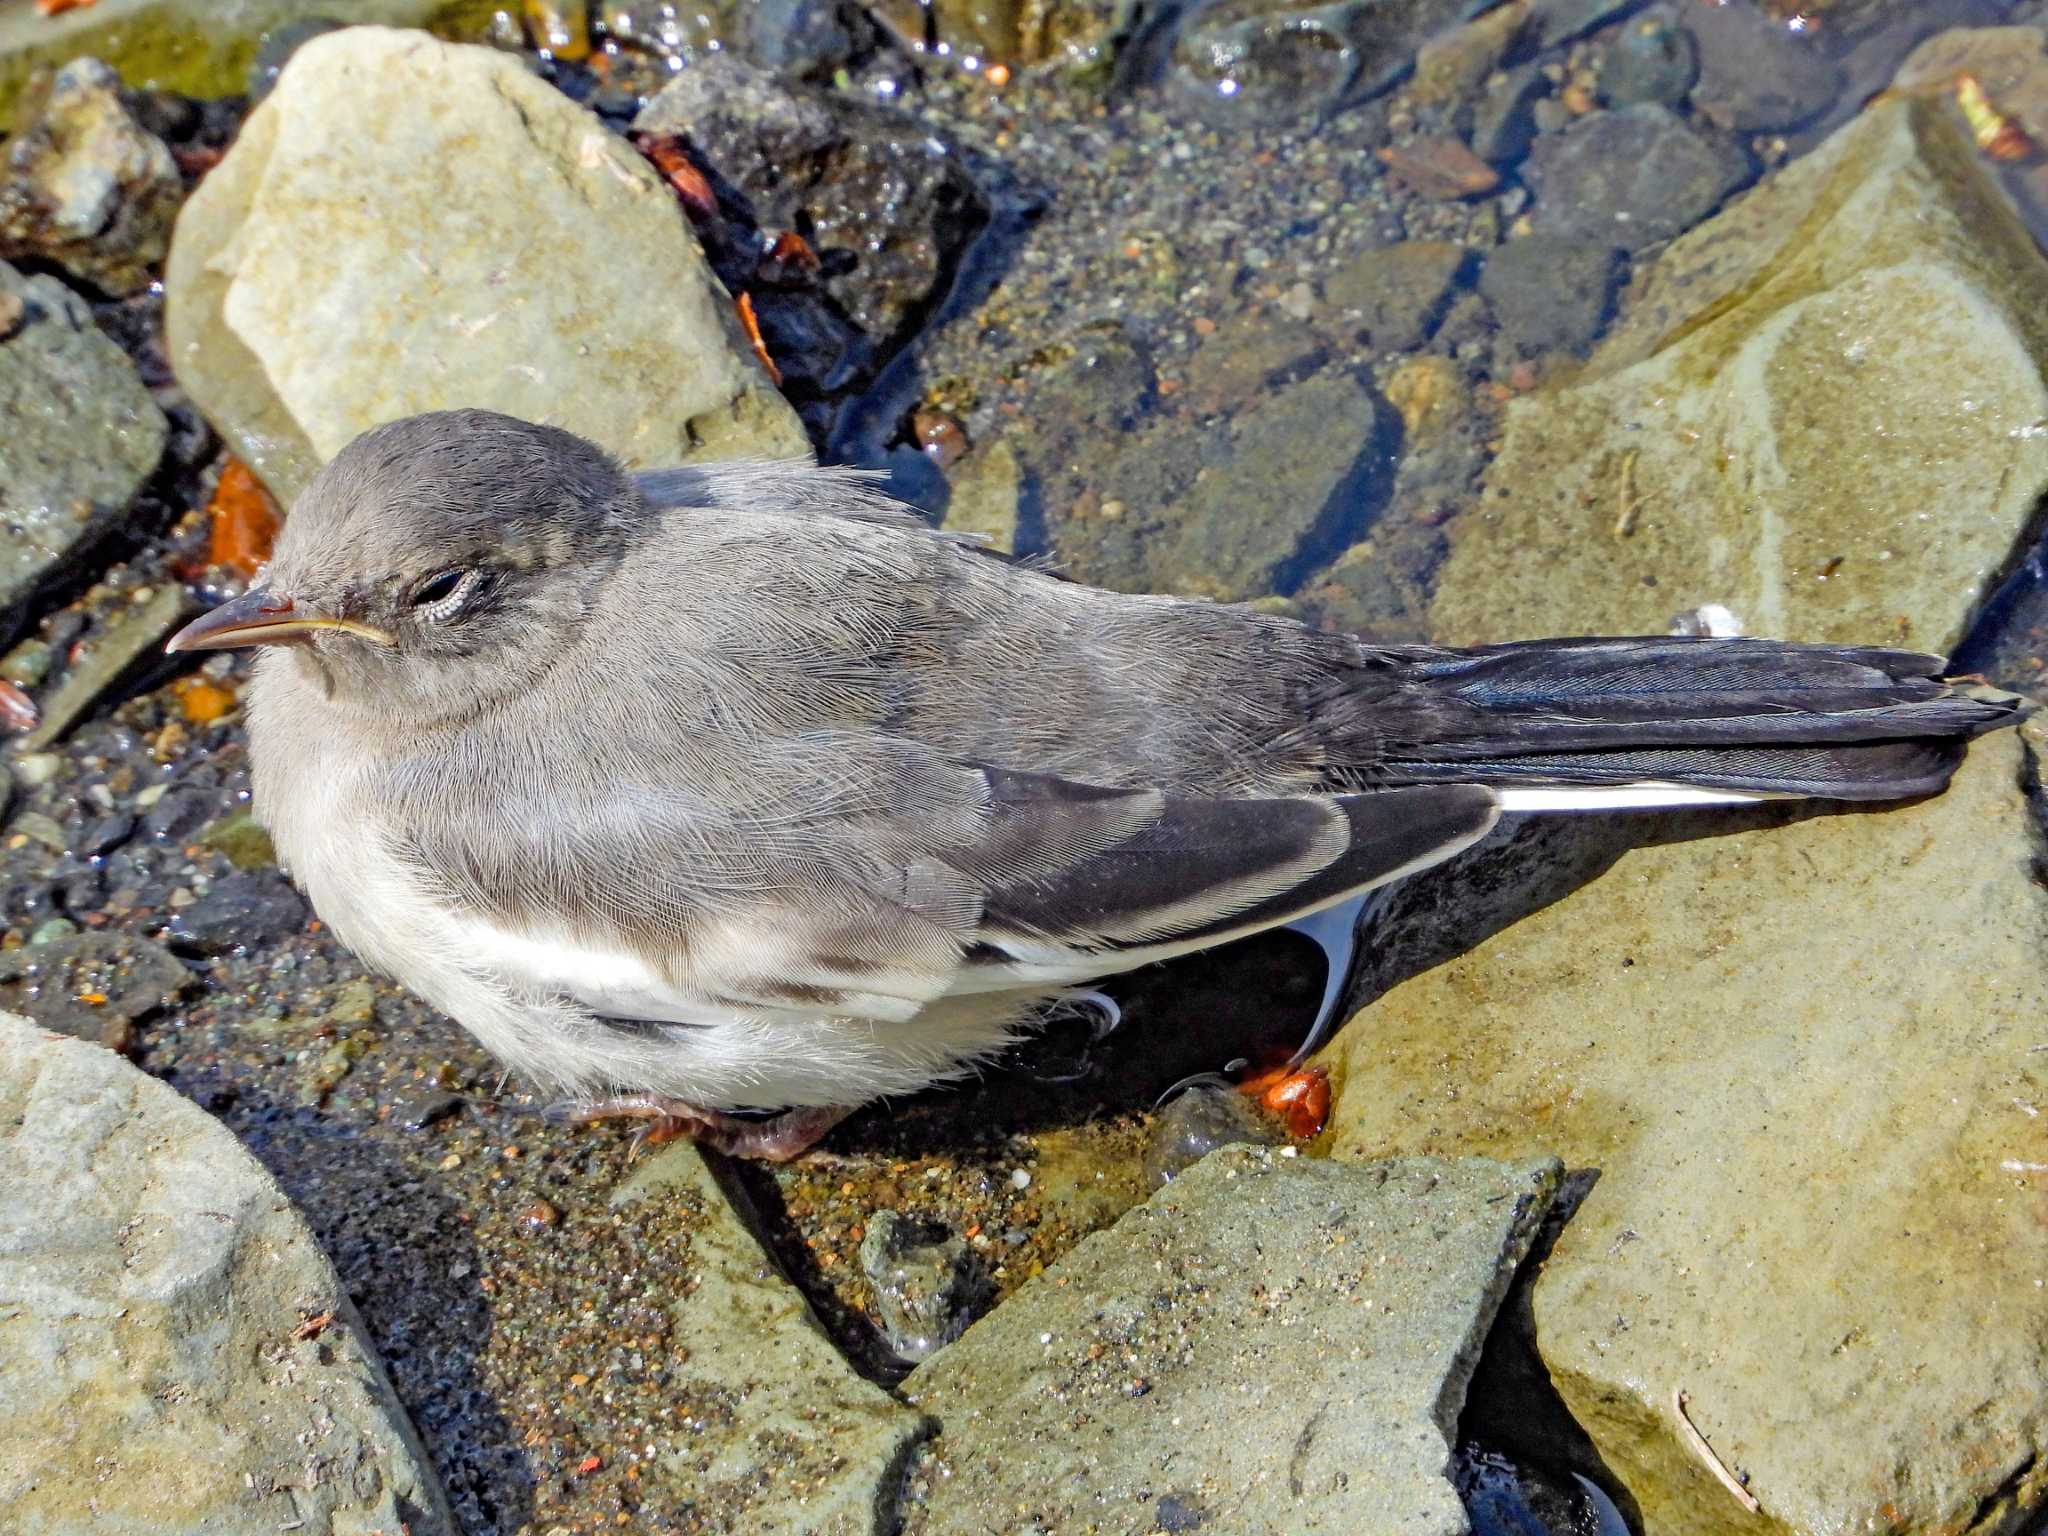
top-left (409, 567), bottom-right (477, 615)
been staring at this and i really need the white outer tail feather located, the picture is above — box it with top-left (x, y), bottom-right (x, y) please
top-left (1496, 783), bottom-right (1778, 813)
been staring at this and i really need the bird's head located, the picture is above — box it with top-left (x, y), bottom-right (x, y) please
top-left (169, 410), bottom-right (648, 722)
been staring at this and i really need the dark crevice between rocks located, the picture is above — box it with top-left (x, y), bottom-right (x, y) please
top-left (1950, 484), bottom-right (2048, 694)
top-left (1454, 1167), bottom-right (1648, 1536)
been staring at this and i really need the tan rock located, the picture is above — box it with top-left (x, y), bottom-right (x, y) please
top-left (164, 26), bottom-right (805, 506)
top-left (1320, 724), bottom-right (2048, 1533)
top-left (1432, 98), bottom-right (2048, 654)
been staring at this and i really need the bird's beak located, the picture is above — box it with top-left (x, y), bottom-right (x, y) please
top-left (165, 589), bottom-right (397, 653)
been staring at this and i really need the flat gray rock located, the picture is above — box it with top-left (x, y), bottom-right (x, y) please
top-left (164, 26), bottom-right (807, 506)
top-left (0, 1011), bottom-right (453, 1536)
top-left (899, 1145), bottom-right (1560, 1536)
top-left (0, 259), bottom-right (167, 630)
top-left (611, 1144), bottom-right (931, 1534)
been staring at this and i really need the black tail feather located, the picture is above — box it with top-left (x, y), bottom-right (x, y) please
top-left (1318, 636), bottom-right (2024, 802)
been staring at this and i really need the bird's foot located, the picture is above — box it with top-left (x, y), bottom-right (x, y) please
top-left (568, 1095), bottom-right (852, 1162)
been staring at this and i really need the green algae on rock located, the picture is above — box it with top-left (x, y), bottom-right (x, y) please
top-left (0, 1010), bottom-right (456, 1534)
top-left (899, 1145), bottom-right (1560, 1536)
top-left (1319, 722), bottom-right (2048, 1534)
top-left (1433, 96), bottom-right (2048, 656)
top-left (163, 25), bottom-right (807, 507)
top-left (610, 1143), bottom-right (931, 1534)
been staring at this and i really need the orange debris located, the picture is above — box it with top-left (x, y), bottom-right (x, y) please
top-left (206, 459), bottom-right (282, 579)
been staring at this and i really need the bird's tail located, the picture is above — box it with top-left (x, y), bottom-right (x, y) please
top-left (1316, 636), bottom-right (2024, 806)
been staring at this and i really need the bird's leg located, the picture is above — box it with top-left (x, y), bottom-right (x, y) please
top-left (568, 1095), bottom-right (852, 1162)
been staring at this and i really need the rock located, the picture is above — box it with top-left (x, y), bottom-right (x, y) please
top-left (18, 585), bottom-right (190, 749)
top-left (600, 0), bottom-right (872, 77)
top-left (165, 868), bottom-right (309, 954)
top-left (610, 1142), bottom-right (929, 1532)
top-left (0, 57), bottom-right (182, 297)
top-left (1321, 725), bottom-right (2048, 1536)
top-left (1183, 307), bottom-right (1327, 416)
top-left (632, 57), bottom-right (986, 441)
top-left (1523, 0), bottom-right (1636, 49)
top-left (1687, 0), bottom-right (1843, 133)
top-left (1478, 234), bottom-right (1622, 355)
top-left (865, 0), bottom-right (1128, 71)
top-left (198, 808), bottom-right (278, 869)
top-left (1053, 367), bottom-right (1393, 601)
top-left (1323, 239), bottom-right (1471, 353)
top-left (858, 1209), bottom-right (983, 1363)
top-left (0, 933), bottom-right (188, 1050)
top-left (1172, 0), bottom-right (1493, 114)
top-left (1377, 136), bottom-right (1501, 199)
top-left (0, 262), bottom-right (168, 633)
top-left (1471, 61), bottom-right (1549, 165)
top-left (898, 1146), bottom-right (1560, 1535)
top-left (1894, 25), bottom-right (2048, 145)
top-left (164, 27), bottom-right (806, 508)
top-left (1525, 104), bottom-right (1752, 253)
top-left (0, 0), bottom-right (512, 120)
top-left (1410, 0), bottom-right (1529, 105)
top-left (0, 1011), bottom-right (455, 1532)
top-left (939, 439), bottom-right (1021, 553)
top-left (1597, 10), bottom-right (1697, 109)
top-left (1434, 98), bottom-right (2048, 653)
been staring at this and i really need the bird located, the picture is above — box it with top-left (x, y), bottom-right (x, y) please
top-left (167, 409), bottom-right (2022, 1160)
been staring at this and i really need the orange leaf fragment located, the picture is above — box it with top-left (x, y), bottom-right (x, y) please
top-left (1237, 1063), bottom-right (1332, 1139)
top-left (573, 1454), bottom-right (603, 1476)
top-left (174, 675), bottom-right (237, 725)
top-left (735, 292), bottom-right (781, 386)
top-left (1956, 73), bottom-right (2034, 161)
top-left (37, 0), bottom-right (99, 15)
top-left (207, 459), bottom-right (282, 579)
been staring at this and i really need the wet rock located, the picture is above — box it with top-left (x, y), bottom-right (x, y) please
top-left (858, 1209), bottom-right (983, 1363)
top-left (899, 1146), bottom-right (1560, 1535)
top-left (1141, 1080), bottom-right (1279, 1186)
top-left (1478, 234), bottom-right (1622, 355)
top-left (165, 868), bottom-right (309, 954)
top-left (0, 0), bottom-right (512, 121)
top-left (1434, 98), bottom-right (2048, 653)
top-left (598, 0), bottom-right (870, 77)
top-left (1410, 0), bottom-right (1530, 106)
top-left (1471, 61), bottom-right (1549, 165)
top-left (1687, 0), bottom-right (1843, 133)
top-left (1322, 725), bottom-right (2048, 1536)
top-left (939, 438), bottom-right (1021, 553)
top-left (1053, 367), bottom-right (1393, 601)
top-left (1378, 135), bottom-right (1501, 199)
top-left (198, 808), bottom-right (278, 869)
top-left (1523, 0), bottom-right (1636, 49)
top-left (0, 1010), bottom-right (455, 1532)
top-left (633, 56), bottom-right (987, 439)
top-left (1525, 103), bottom-right (1751, 252)
top-left (866, 0), bottom-right (1128, 72)
top-left (1172, 0), bottom-right (1493, 114)
top-left (245, 15), bottom-right (345, 100)
top-left (1596, 10), bottom-right (1697, 109)
top-left (18, 585), bottom-right (189, 750)
top-left (1323, 239), bottom-right (1471, 355)
top-left (0, 931), bottom-right (187, 1049)
top-left (0, 57), bottom-right (182, 297)
top-left (1182, 307), bottom-right (1326, 416)
top-left (610, 1142), bottom-right (930, 1531)
top-left (0, 261), bottom-right (168, 632)
top-left (1893, 25), bottom-right (2048, 147)
top-left (164, 27), bottom-right (806, 507)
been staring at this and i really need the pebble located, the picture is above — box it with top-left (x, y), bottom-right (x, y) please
top-left (1479, 235), bottom-right (1625, 355)
top-left (1599, 13), bottom-right (1699, 109)
top-left (13, 753), bottom-right (61, 790)
top-left (165, 870), bottom-right (309, 955)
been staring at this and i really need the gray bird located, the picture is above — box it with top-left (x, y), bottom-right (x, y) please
top-left (168, 409), bottom-right (2020, 1159)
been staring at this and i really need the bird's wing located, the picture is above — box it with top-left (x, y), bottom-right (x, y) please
top-left (634, 461), bottom-right (934, 529)
top-left (394, 743), bottom-right (1499, 1024)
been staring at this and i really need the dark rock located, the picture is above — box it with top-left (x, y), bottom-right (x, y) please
top-left (599, 0), bottom-right (871, 78)
top-left (857, 1209), bottom-right (984, 1362)
top-left (140, 785), bottom-right (214, 842)
top-left (77, 812), bottom-right (136, 858)
top-left (1525, 103), bottom-right (1752, 252)
top-left (1171, 0), bottom-right (1492, 114)
top-left (865, 0), bottom-right (1127, 72)
top-left (1524, 0), bottom-right (1639, 48)
top-left (1471, 61), bottom-right (1550, 165)
top-left (1323, 239), bottom-right (1472, 352)
top-left (393, 1089), bottom-right (464, 1132)
top-left (0, 262), bottom-right (168, 633)
top-left (633, 57), bottom-right (988, 439)
top-left (19, 586), bottom-right (190, 751)
top-left (0, 932), bottom-right (189, 1049)
top-left (0, 57), bottom-right (182, 297)
top-left (1687, 0), bottom-right (1842, 132)
top-left (1479, 235), bottom-right (1623, 354)
top-left (165, 870), bottom-right (308, 955)
top-left (1598, 9), bottom-right (1697, 108)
